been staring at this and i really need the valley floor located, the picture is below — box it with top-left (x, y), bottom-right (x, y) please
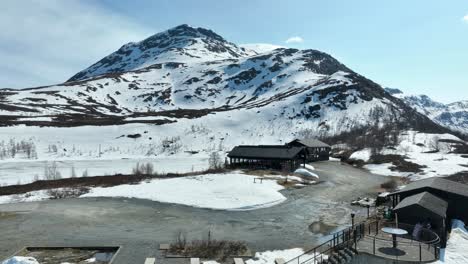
top-left (0, 161), bottom-right (387, 264)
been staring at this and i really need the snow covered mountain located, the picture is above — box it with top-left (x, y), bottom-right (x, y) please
top-left (0, 25), bottom-right (447, 140)
top-left (386, 88), bottom-right (467, 134)
top-left (68, 24), bottom-right (256, 82)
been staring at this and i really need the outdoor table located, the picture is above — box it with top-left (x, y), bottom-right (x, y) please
top-left (382, 227), bottom-right (408, 248)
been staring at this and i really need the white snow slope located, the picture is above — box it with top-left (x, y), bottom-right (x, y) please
top-left (436, 219), bottom-right (468, 264)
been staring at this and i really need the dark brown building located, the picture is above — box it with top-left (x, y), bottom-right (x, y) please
top-left (287, 139), bottom-right (331, 161)
top-left (390, 177), bottom-right (468, 246)
top-left (227, 145), bottom-right (307, 171)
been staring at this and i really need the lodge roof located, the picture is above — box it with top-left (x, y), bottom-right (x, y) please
top-left (227, 145), bottom-right (305, 160)
top-left (391, 177), bottom-right (468, 198)
top-left (288, 138), bottom-right (330, 148)
top-left (394, 191), bottom-right (448, 217)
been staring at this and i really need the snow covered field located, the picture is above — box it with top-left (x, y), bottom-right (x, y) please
top-left (0, 172), bottom-right (289, 211)
top-left (0, 154), bottom-right (209, 186)
top-left (349, 131), bottom-right (467, 180)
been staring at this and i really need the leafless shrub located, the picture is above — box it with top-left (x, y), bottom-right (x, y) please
top-left (47, 187), bottom-right (89, 199)
top-left (43, 161), bottom-right (62, 180)
top-left (132, 162), bottom-right (155, 175)
top-left (208, 152), bottom-right (223, 170)
top-left (169, 231), bottom-right (247, 260)
top-left (381, 179), bottom-right (398, 190)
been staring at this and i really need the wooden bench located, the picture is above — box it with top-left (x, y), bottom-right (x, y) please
top-left (234, 258), bottom-right (245, 264)
top-left (191, 258), bottom-right (200, 264)
top-left (144, 258), bottom-right (156, 264)
top-left (253, 177), bottom-right (264, 183)
top-left (274, 258), bottom-right (286, 264)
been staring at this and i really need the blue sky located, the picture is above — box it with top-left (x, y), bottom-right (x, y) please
top-left (1, 0), bottom-right (467, 103)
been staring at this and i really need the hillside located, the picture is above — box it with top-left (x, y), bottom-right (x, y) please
top-left (386, 88), bottom-right (467, 135)
top-left (0, 25), bottom-right (447, 138)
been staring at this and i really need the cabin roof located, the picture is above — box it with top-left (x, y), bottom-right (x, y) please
top-left (288, 138), bottom-right (330, 148)
top-left (391, 177), bottom-right (468, 198)
top-left (227, 145), bottom-right (305, 160)
top-left (394, 191), bottom-right (448, 217)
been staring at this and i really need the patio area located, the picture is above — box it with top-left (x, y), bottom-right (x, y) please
top-left (355, 221), bottom-right (440, 262)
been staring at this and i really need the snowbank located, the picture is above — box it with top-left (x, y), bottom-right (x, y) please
top-left (246, 248), bottom-right (323, 264)
top-left (82, 172), bottom-right (286, 210)
top-left (1, 256), bottom-right (39, 264)
top-left (436, 219), bottom-right (468, 263)
top-left (363, 131), bottom-right (467, 180)
top-left (349, 149), bottom-right (371, 162)
top-left (294, 168), bottom-right (319, 179)
top-left (0, 190), bottom-right (50, 205)
top-left (300, 164), bottom-right (315, 171)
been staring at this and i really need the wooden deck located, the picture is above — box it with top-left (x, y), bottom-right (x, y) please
top-left (357, 234), bottom-right (437, 262)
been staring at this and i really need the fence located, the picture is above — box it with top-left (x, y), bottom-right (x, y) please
top-left (285, 219), bottom-right (441, 264)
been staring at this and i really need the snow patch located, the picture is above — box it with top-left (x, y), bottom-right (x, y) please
top-left (1, 256), bottom-right (39, 264)
top-left (435, 220), bottom-right (468, 263)
top-left (82, 172), bottom-right (286, 210)
top-left (294, 168), bottom-right (319, 179)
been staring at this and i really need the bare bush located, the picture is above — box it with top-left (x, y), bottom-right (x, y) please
top-left (132, 162), bottom-right (155, 175)
top-left (169, 231), bottom-right (247, 260)
top-left (208, 152), bottom-right (223, 170)
top-left (380, 179), bottom-right (398, 190)
top-left (162, 136), bottom-right (182, 154)
top-left (47, 187), bottom-right (89, 199)
top-left (44, 161), bottom-right (62, 180)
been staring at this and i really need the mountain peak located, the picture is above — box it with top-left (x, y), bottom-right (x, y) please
top-left (68, 25), bottom-right (253, 82)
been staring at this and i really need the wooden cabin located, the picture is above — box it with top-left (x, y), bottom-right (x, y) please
top-left (389, 177), bottom-right (468, 247)
top-left (287, 139), bottom-right (331, 161)
top-left (227, 145), bottom-right (307, 172)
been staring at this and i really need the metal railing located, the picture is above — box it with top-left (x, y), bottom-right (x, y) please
top-left (285, 219), bottom-right (441, 264)
top-left (285, 224), bottom-right (359, 264)
top-left (353, 220), bottom-right (440, 262)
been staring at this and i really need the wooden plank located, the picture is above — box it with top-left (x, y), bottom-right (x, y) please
top-left (234, 258), bottom-right (245, 264)
top-left (191, 258), bottom-right (200, 264)
top-left (144, 258), bottom-right (156, 264)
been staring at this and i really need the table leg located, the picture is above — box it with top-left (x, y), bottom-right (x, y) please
top-left (392, 234), bottom-right (397, 248)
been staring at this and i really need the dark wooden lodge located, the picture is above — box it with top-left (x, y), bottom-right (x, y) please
top-left (393, 191), bottom-right (448, 245)
top-left (389, 177), bottom-right (468, 246)
top-left (287, 139), bottom-right (331, 161)
top-left (227, 145), bottom-right (307, 171)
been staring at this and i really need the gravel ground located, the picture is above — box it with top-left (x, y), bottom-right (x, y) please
top-left (0, 161), bottom-right (387, 264)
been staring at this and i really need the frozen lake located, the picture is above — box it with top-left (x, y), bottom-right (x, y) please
top-left (0, 154), bottom-right (209, 186)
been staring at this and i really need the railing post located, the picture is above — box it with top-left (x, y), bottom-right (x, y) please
top-left (373, 237), bottom-right (375, 255)
top-left (353, 229), bottom-right (357, 252)
top-left (419, 243), bottom-right (422, 261)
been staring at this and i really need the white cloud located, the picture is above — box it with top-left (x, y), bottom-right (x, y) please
top-left (463, 14), bottom-right (468, 22)
top-left (285, 36), bottom-right (304, 44)
top-left (0, 0), bottom-right (153, 88)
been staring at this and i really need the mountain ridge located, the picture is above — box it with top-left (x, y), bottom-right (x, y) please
top-left (385, 88), bottom-right (467, 134)
top-left (0, 25), bottom-right (452, 142)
